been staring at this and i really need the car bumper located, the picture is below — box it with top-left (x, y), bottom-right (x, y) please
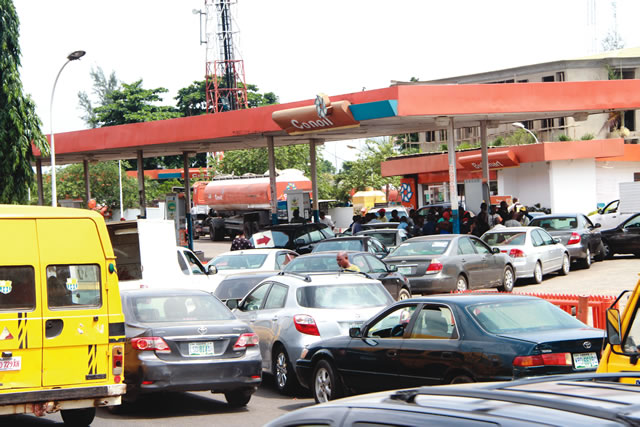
top-left (406, 275), bottom-right (456, 294)
top-left (513, 364), bottom-right (597, 378)
top-left (566, 244), bottom-right (587, 260)
top-left (129, 349), bottom-right (262, 393)
top-left (295, 359), bottom-right (314, 389)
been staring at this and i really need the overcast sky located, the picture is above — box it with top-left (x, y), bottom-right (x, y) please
top-left (13, 0), bottom-right (640, 168)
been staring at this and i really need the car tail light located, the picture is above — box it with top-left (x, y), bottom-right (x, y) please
top-left (513, 352), bottom-right (572, 367)
top-left (233, 333), bottom-right (259, 350)
top-left (425, 260), bottom-right (443, 274)
top-left (294, 314), bottom-right (320, 336)
top-left (567, 233), bottom-right (581, 245)
top-left (131, 337), bottom-right (171, 353)
top-left (112, 345), bottom-right (123, 378)
top-left (508, 249), bottom-right (526, 258)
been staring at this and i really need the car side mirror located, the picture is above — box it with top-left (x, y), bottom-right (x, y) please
top-left (349, 327), bottom-right (362, 338)
top-left (388, 264), bottom-right (398, 272)
top-left (207, 265), bottom-right (218, 275)
top-left (594, 223), bottom-right (601, 229)
top-left (492, 247), bottom-right (500, 254)
top-left (376, 253), bottom-right (385, 259)
top-left (606, 308), bottom-right (621, 346)
top-left (294, 238), bottom-right (305, 245)
top-left (226, 298), bottom-right (240, 310)
top-left (598, 209), bottom-right (604, 214)
top-left (553, 238), bottom-right (561, 244)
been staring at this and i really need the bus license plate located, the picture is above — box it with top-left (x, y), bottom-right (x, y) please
top-left (0, 357), bottom-right (21, 371)
top-left (573, 352), bottom-right (598, 370)
top-left (189, 342), bottom-right (215, 356)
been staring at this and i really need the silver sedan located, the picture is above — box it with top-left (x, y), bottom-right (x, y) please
top-left (481, 226), bottom-right (570, 284)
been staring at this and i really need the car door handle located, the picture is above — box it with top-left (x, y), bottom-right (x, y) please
top-left (271, 316), bottom-right (278, 321)
top-left (45, 319), bottom-right (64, 338)
top-left (386, 350), bottom-right (398, 358)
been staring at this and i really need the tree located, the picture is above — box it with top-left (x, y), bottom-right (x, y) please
top-left (77, 67), bottom-right (119, 128)
top-left (0, 0), bottom-right (49, 204)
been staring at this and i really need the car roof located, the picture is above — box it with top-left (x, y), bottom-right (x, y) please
top-left (530, 213), bottom-right (583, 219)
top-left (483, 226), bottom-right (536, 233)
top-left (402, 293), bottom-right (541, 305)
top-left (404, 234), bottom-right (459, 242)
top-left (213, 248), bottom-right (294, 257)
top-left (120, 288), bottom-right (213, 297)
top-left (294, 250), bottom-right (369, 258)
top-left (318, 236), bottom-right (369, 242)
top-left (267, 271), bottom-right (381, 286)
top-left (217, 270), bottom-right (280, 280)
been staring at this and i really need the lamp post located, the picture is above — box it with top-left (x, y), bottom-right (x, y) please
top-left (50, 50), bottom-right (86, 207)
top-left (512, 122), bottom-right (540, 144)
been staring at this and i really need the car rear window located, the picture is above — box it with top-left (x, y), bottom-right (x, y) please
top-left (389, 240), bottom-right (449, 256)
top-left (314, 240), bottom-right (362, 252)
top-left (214, 276), bottom-right (268, 301)
top-left (467, 299), bottom-right (587, 334)
top-left (482, 232), bottom-right (526, 246)
top-left (129, 294), bottom-right (234, 323)
top-left (297, 283), bottom-right (393, 309)
top-left (284, 256), bottom-right (338, 272)
top-left (530, 217), bottom-right (578, 231)
top-left (210, 254), bottom-right (268, 270)
top-left (251, 231), bottom-right (290, 248)
top-left (363, 232), bottom-right (396, 247)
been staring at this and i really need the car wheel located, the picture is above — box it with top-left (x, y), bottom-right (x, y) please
top-left (497, 266), bottom-right (514, 292)
top-left (60, 408), bottom-right (96, 427)
top-left (580, 248), bottom-right (592, 269)
top-left (559, 253), bottom-right (570, 276)
top-left (449, 374), bottom-right (474, 384)
top-left (224, 389), bottom-right (253, 407)
top-left (313, 359), bottom-right (343, 404)
top-left (602, 241), bottom-right (613, 259)
top-left (594, 241), bottom-right (606, 261)
top-left (533, 261), bottom-right (543, 284)
top-left (455, 275), bottom-right (468, 292)
top-left (273, 345), bottom-right (299, 394)
top-left (398, 288), bottom-right (411, 300)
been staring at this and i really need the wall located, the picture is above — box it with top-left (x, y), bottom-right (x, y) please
top-left (549, 159), bottom-right (597, 213)
top-left (497, 161), bottom-right (551, 209)
top-left (595, 161), bottom-right (640, 204)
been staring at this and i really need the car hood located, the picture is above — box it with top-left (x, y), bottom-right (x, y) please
top-left (497, 327), bottom-right (605, 345)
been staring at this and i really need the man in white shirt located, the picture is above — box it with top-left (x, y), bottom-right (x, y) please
top-left (319, 211), bottom-right (334, 230)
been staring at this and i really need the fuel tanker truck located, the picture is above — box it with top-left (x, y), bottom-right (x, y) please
top-left (191, 169), bottom-right (312, 241)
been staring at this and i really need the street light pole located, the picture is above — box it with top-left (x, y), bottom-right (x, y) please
top-left (50, 50), bottom-right (86, 207)
top-left (512, 122), bottom-right (540, 144)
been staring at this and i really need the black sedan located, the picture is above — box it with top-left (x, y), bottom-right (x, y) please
top-left (120, 289), bottom-right (262, 407)
top-left (383, 234), bottom-right (515, 294)
top-left (530, 213), bottom-right (605, 268)
top-left (600, 212), bottom-right (640, 258)
top-left (283, 251), bottom-right (411, 300)
top-left (250, 223), bottom-right (334, 254)
top-left (296, 294), bottom-right (604, 403)
top-left (311, 236), bottom-right (389, 258)
top-left (213, 270), bottom-right (280, 302)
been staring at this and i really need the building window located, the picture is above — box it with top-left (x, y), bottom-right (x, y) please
top-left (634, 173), bottom-right (640, 182)
top-left (541, 118), bottom-right (555, 129)
top-left (556, 72), bottom-right (565, 82)
top-left (542, 75), bottom-right (554, 82)
top-left (425, 131), bottom-right (436, 142)
top-left (517, 79), bottom-right (529, 83)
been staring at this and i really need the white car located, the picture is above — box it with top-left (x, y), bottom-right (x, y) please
top-left (204, 249), bottom-right (298, 288)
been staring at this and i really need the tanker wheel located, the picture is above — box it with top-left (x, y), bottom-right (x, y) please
top-left (213, 227), bottom-right (225, 241)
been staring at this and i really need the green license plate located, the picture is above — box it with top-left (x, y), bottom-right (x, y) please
top-left (573, 352), bottom-right (598, 370)
top-left (398, 266), bottom-right (412, 275)
top-left (189, 342), bottom-right (215, 356)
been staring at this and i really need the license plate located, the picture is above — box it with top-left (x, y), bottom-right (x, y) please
top-left (0, 357), bottom-right (21, 371)
top-left (398, 266), bottom-right (412, 275)
top-left (188, 342), bottom-right (215, 356)
top-left (573, 352), bottom-right (598, 370)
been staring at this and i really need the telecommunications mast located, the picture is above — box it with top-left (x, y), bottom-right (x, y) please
top-left (199, 0), bottom-right (248, 113)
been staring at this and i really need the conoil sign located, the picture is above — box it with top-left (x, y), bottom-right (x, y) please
top-left (272, 95), bottom-right (360, 135)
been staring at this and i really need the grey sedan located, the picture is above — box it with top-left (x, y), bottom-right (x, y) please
top-left (530, 213), bottom-right (605, 268)
top-left (481, 226), bottom-right (570, 284)
top-left (383, 235), bottom-right (515, 294)
top-left (120, 289), bottom-right (262, 407)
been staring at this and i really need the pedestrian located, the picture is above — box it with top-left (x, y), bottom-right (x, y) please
top-left (290, 209), bottom-right (305, 223)
top-left (489, 205), bottom-right (502, 228)
top-left (351, 215), bottom-right (363, 234)
top-left (398, 216), bottom-right (409, 230)
top-left (377, 209), bottom-right (388, 222)
top-left (231, 223), bottom-right (255, 251)
top-left (336, 251), bottom-right (360, 272)
top-left (437, 210), bottom-right (453, 234)
top-left (390, 209), bottom-right (400, 223)
top-left (460, 211), bottom-right (473, 234)
top-left (473, 203), bottom-right (490, 237)
top-left (508, 197), bottom-right (523, 215)
top-left (498, 201), bottom-right (510, 223)
top-left (319, 211), bottom-right (334, 230)
top-left (407, 209), bottom-right (416, 226)
top-left (518, 207), bottom-right (531, 226)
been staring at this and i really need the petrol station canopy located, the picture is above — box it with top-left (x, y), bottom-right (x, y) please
top-left (35, 79), bottom-right (640, 165)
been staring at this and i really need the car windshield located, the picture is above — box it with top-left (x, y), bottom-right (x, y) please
top-left (482, 232), bottom-right (526, 246)
top-left (389, 240), bottom-right (449, 256)
top-left (250, 231), bottom-right (290, 248)
top-left (297, 283), bottom-right (393, 309)
top-left (362, 232), bottom-right (396, 247)
top-left (314, 240), bottom-right (363, 252)
top-left (129, 294), bottom-right (234, 323)
top-left (284, 255), bottom-right (339, 272)
top-left (210, 254), bottom-right (268, 270)
top-left (530, 217), bottom-right (578, 231)
top-left (467, 299), bottom-right (587, 334)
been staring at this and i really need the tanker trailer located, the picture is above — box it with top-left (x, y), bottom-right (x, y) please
top-left (192, 169), bottom-right (312, 241)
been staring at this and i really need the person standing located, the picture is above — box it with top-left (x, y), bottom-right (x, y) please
top-left (290, 209), bottom-right (305, 223)
top-left (377, 209), bottom-right (388, 222)
top-left (489, 205), bottom-right (502, 228)
top-left (336, 251), bottom-right (360, 272)
top-left (231, 223), bottom-right (255, 251)
top-left (498, 201), bottom-right (511, 223)
top-left (319, 211), bottom-right (334, 230)
top-left (473, 203), bottom-right (490, 237)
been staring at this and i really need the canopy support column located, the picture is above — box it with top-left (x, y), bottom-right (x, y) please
top-left (137, 150), bottom-right (147, 218)
top-left (480, 120), bottom-right (491, 205)
top-left (83, 159), bottom-right (91, 205)
top-left (447, 118), bottom-right (460, 233)
top-left (267, 136), bottom-right (278, 225)
top-left (310, 139), bottom-right (321, 223)
top-left (36, 158), bottom-right (44, 206)
top-left (183, 152), bottom-right (193, 250)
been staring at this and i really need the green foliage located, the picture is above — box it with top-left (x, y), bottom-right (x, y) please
top-left (490, 137), bottom-right (504, 146)
top-left (77, 67), bottom-right (119, 128)
top-left (175, 80), bottom-right (207, 116)
top-left (505, 128), bottom-right (537, 145)
top-left (557, 134), bottom-right (571, 141)
top-left (456, 141), bottom-right (479, 151)
top-left (439, 143), bottom-right (448, 152)
top-left (0, 0), bottom-right (49, 203)
top-left (243, 83), bottom-right (278, 108)
top-left (580, 133), bottom-right (595, 140)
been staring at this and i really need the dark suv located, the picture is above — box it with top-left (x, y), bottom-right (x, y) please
top-left (250, 223), bottom-right (334, 254)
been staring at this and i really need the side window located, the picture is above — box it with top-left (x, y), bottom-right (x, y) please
top-left (457, 237), bottom-right (476, 255)
top-left (177, 252), bottom-right (189, 274)
top-left (582, 215), bottom-right (594, 228)
top-left (531, 230), bottom-right (544, 247)
top-left (470, 238), bottom-right (491, 254)
top-left (367, 305), bottom-right (417, 338)
top-left (46, 264), bottom-right (101, 308)
top-left (371, 239), bottom-right (386, 254)
top-left (624, 215), bottom-right (640, 229)
top-left (184, 250), bottom-right (206, 275)
top-left (308, 230), bottom-right (325, 243)
top-left (275, 252), bottom-right (296, 269)
top-left (263, 283), bottom-right (288, 309)
top-left (539, 230), bottom-right (555, 245)
top-left (241, 283), bottom-right (270, 311)
top-left (411, 305), bottom-right (458, 339)
top-left (351, 255), bottom-right (370, 273)
top-left (366, 255), bottom-right (388, 273)
top-left (0, 266), bottom-right (36, 311)
top-left (295, 232), bottom-right (311, 245)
